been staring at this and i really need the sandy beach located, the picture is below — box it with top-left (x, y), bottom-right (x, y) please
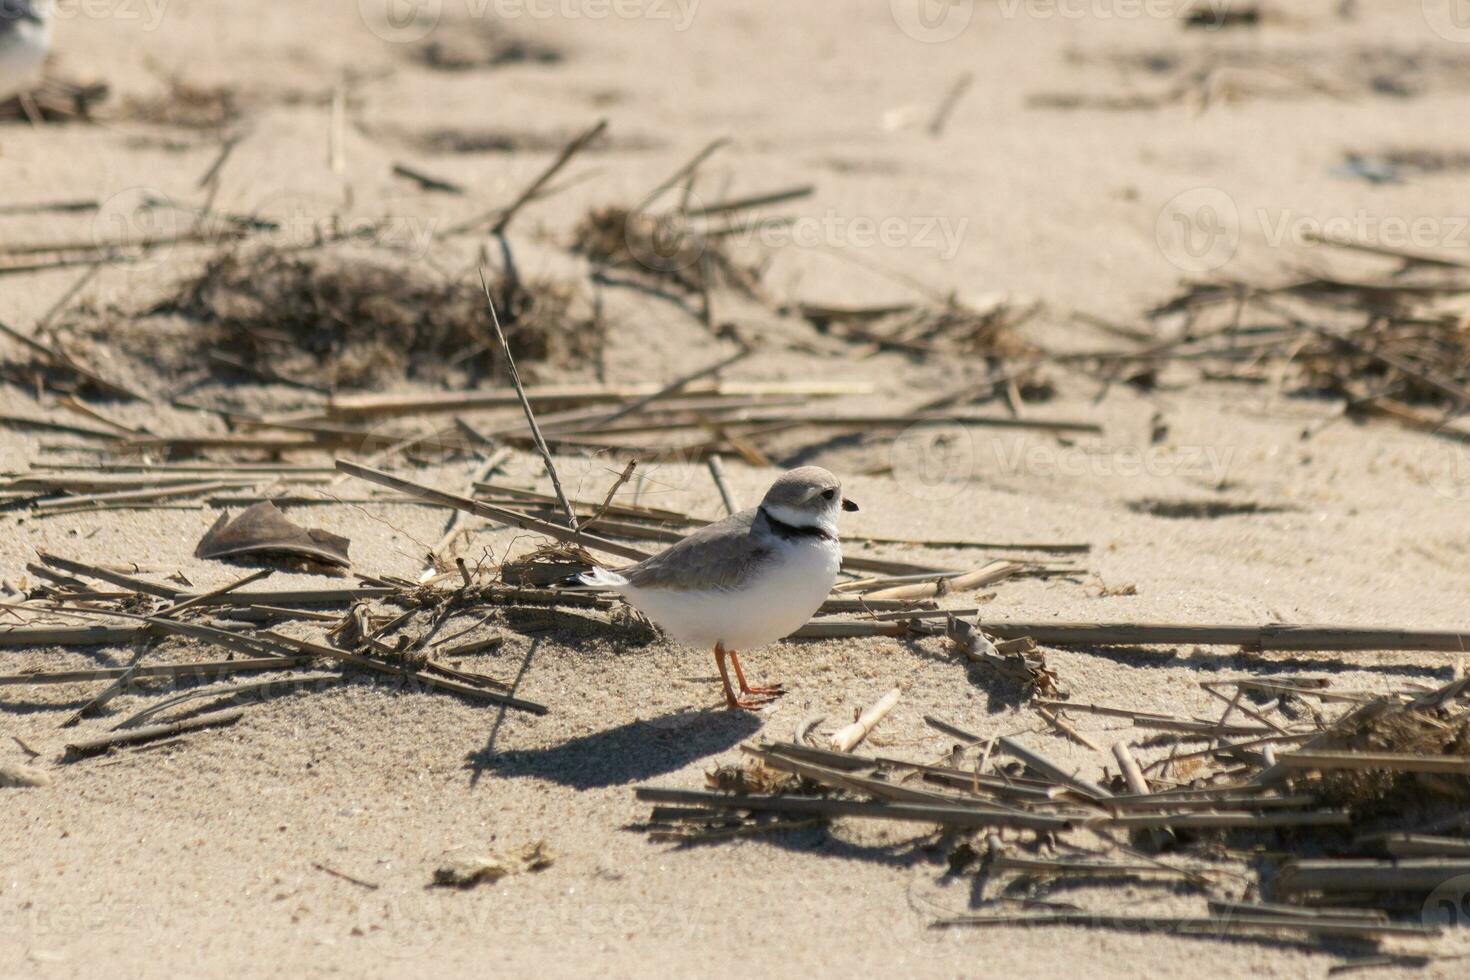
top-left (5, 1), bottom-right (1470, 977)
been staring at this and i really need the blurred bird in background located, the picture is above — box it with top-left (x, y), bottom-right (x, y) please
top-left (0, 0), bottom-right (49, 110)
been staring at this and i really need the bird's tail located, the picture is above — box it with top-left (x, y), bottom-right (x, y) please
top-left (560, 566), bottom-right (629, 591)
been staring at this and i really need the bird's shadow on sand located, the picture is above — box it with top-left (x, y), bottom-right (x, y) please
top-left (467, 708), bottom-right (761, 790)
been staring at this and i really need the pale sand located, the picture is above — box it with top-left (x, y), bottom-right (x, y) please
top-left (4, 1), bottom-right (1470, 977)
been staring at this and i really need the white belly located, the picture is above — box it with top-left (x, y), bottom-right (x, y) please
top-left (622, 538), bottom-right (840, 650)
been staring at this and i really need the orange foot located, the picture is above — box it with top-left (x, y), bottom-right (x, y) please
top-left (724, 691), bottom-right (780, 711)
top-left (729, 650), bottom-right (784, 698)
top-left (713, 645), bottom-right (785, 710)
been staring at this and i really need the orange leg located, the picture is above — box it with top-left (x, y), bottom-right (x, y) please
top-left (728, 650), bottom-right (784, 698)
top-left (714, 644), bottom-right (778, 711)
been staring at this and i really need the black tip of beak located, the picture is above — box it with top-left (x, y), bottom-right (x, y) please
top-left (842, 498), bottom-right (859, 512)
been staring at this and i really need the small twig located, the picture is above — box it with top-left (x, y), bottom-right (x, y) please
top-left (706, 455), bottom-right (737, 516)
top-left (313, 862), bottom-right (381, 891)
top-left (1036, 707), bottom-right (1100, 751)
top-left (423, 448), bottom-right (512, 579)
top-left (478, 270), bottom-right (579, 532)
top-left (928, 71), bottom-right (974, 137)
top-left (635, 786), bottom-right (1074, 831)
top-left (996, 736), bottom-right (1112, 800)
top-left (933, 911), bottom-right (1433, 941)
top-left (116, 673), bottom-right (342, 730)
top-left (261, 630), bottom-right (548, 715)
top-left (65, 708), bottom-right (247, 760)
top-left (829, 688), bottom-right (901, 752)
top-left (582, 460), bottom-right (638, 532)
top-left (0, 657), bottom-right (309, 686)
top-left (485, 118), bottom-right (607, 235)
top-left (641, 137), bottom-right (729, 209)
top-left (579, 344), bottom-right (753, 431)
top-left (391, 162), bottom-right (464, 194)
top-left (328, 86), bottom-right (347, 174)
top-left (336, 460), bottom-right (649, 562)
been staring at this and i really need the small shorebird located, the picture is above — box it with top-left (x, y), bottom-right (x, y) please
top-left (574, 466), bottom-right (859, 710)
top-left (0, 0), bottom-right (48, 106)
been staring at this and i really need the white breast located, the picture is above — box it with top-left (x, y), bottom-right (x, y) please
top-left (621, 536), bottom-right (841, 651)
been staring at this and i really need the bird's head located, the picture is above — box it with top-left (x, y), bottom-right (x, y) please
top-left (760, 465), bottom-right (858, 537)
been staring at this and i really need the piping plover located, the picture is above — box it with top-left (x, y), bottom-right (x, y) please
top-left (0, 0), bottom-right (48, 104)
top-left (574, 466), bottom-right (859, 710)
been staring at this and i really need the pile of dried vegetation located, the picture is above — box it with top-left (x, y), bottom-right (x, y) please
top-left (135, 247), bottom-right (604, 390)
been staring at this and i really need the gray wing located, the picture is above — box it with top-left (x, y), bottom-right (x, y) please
top-left (619, 508), bottom-right (775, 591)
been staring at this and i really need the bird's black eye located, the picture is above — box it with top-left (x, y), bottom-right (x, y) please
top-left (821, 489), bottom-right (836, 501)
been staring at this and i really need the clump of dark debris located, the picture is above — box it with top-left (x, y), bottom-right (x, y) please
top-left (705, 760), bottom-right (810, 796)
top-left (573, 205), bottom-right (764, 299)
top-left (1295, 698), bottom-right (1470, 817)
top-left (798, 297), bottom-right (1039, 360)
top-left (0, 77), bottom-right (109, 124)
top-left (137, 246), bottom-right (604, 389)
top-left (121, 75), bottom-right (244, 130)
top-left (387, 124), bottom-right (654, 157)
top-left (412, 25), bottom-right (563, 71)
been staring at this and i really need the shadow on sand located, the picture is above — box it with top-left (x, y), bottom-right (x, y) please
top-left (468, 708), bottom-right (761, 790)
